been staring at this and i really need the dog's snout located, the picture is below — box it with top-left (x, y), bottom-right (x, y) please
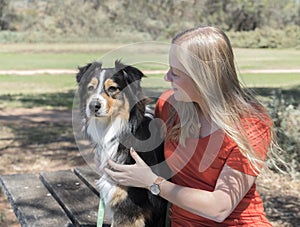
top-left (89, 100), bottom-right (101, 112)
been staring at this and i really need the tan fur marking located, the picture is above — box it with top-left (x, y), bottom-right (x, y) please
top-left (110, 186), bottom-right (128, 207)
top-left (112, 216), bottom-right (145, 227)
top-left (130, 217), bottom-right (146, 227)
top-left (103, 92), bottom-right (130, 120)
top-left (102, 92), bottom-right (116, 114)
top-left (88, 77), bottom-right (98, 89)
top-left (117, 94), bottom-right (130, 120)
top-left (104, 79), bottom-right (118, 91)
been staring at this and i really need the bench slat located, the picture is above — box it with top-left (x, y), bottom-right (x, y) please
top-left (40, 170), bottom-right (99, 227)
top-left (74, 166), bottom-right (100, 196)
top-left (0, 173), bottom-right (72, 227)
top-left (74, 166), bottom-right (112, 226)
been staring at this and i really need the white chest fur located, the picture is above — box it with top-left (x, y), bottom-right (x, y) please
top-left (86, 117), bottom-right (128, 218)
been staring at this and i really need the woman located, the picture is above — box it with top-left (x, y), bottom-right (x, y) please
top-left (105, 26), bottom-right (275, 226)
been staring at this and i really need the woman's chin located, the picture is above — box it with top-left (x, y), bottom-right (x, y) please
top-left (173, 92), bottom-right (191, 102)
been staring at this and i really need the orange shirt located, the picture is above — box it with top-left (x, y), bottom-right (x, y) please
top-left (155, 90), bottom-right (272, 227)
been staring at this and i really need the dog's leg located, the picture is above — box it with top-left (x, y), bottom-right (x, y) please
top-left (110, 186), bottom-right (148, 227)
top-left (128, 217), bottom-right (146, 227)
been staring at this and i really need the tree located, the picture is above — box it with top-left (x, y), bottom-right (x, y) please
top-left (0, 0), bottom-right (8, 30)
top-left (201, 0), bottom-right (267, 31)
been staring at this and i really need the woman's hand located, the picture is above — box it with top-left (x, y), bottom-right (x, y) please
top-left (104, 147), bottom-right (158, 189)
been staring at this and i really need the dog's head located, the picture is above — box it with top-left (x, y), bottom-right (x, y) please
top-left (76, 60), bottom-right (150, 132)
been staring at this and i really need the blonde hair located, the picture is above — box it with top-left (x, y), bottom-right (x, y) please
top-left (167, 26), bottom-right (281, 173)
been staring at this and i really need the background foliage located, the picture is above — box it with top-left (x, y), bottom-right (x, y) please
top-left (0, 0), bottom-right (300, 48)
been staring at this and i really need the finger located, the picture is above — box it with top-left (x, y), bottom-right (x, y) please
top-left (105, 168), bottom-right (130, 186)
top-left (104, 167), bottom-right (123, 181)
top-left (130, 147), bottom-right (147, 166)
top-left (104, 167), bottom-right (115, 178)
top-left (107, 159), bottom-right (129, 171)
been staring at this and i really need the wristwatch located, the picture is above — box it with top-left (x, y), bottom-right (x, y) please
top-left (149, 176), bottom-right (165, 196)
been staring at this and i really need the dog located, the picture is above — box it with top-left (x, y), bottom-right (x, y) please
top-left (76, 60), bottom-right (167, 227)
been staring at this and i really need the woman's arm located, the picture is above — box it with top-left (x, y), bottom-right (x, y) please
top-left (158, 164), bottom-right (256, 222)
top-left (105, 148), bottom-right (256, 223)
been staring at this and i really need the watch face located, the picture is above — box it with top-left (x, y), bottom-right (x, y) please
top-left (150, 184), bottom-right (160, 195)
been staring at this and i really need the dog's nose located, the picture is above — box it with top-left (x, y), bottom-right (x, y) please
top-left (89, 100), bottom-right (101, 113)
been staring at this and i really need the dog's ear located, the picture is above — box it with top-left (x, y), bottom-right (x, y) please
top-left (76, 63), bottom-right (92, 83)
top-left (115, 60), bottom-right (145, 84)
top-left (76, 61), bottom-right (102, 83)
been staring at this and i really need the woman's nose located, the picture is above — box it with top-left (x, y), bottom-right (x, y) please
top-left (164, 70), bottom-right (172, 82)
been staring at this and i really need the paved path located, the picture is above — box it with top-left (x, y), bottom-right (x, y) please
top-left (0, 69), bottom-right (300, 75)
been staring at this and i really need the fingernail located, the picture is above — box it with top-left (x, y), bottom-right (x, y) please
top-left (130, 147), bottom-right (135, 152)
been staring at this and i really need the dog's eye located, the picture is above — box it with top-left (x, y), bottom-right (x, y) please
top-left (87, 85), bottom-right (95, 91)
top-left (108, 86), bottom-right (118, 93)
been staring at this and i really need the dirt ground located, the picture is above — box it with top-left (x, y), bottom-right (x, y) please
top-left (0, 107), bottom-right (299, 227)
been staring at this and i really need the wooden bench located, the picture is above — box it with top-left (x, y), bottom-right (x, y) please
top-left (0, 165), bottom-right (111, 227)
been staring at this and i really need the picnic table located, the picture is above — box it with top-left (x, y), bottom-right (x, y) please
top-left (0, 165), bottom-right (111, 227)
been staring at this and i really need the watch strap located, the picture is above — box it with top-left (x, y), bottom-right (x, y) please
top-left (154, 176), bottom-right (166, 185)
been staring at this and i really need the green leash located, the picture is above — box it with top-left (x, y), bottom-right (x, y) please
top-left (97, 197), bottom-right (105, 227)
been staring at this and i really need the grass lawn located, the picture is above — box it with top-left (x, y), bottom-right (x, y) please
top-left (0, 44), bottom-right (299, 109)
top-left (239, 73), bottom-right (300, 88)
top-left (2, 72), bottom-right (298, 94)
top-left (0, 52), bottom-right (103, 70)
top-left (1, 43), bottom-right (299, 70)
top-left (0, 42), bottom-right (169, 70)
top-left (234, 48), bottom-right (300, 70)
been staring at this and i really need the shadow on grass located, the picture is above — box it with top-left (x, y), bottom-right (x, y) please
top-left (0, 90), bottom-right (75, 109)
top-left (252, 85), bottom-right (300, 105)
top-left (0, 90), bottom-right (85, 168)
top-left (0, 109), bottom-right (82, 167)
top-left (0, 86), bottom-right (299, 146)
top-left (3, 121), bottom-right (75, 148)
top-left (2, 86), bottom-right (296, 109)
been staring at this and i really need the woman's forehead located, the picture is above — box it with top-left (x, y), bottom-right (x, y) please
top-left (169, 46), bottom-right (186, 73)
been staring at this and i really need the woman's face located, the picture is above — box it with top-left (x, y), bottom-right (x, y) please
top-left (165, 50), bottom-right (201, 103)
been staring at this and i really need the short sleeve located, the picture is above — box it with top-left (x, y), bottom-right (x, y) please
top-left (225, 118), bottom-right (271, 176)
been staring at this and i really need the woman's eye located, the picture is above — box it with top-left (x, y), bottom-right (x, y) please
top-left (170, 70), bottom-right (179, 78)
top-left (171, 73), bottom-right (178, 79)
top-left (108, 86), bottom-right (118, 93)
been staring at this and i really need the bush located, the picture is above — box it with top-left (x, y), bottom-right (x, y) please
top-left (2, 0), bottom-right (299, 46)
top-left (265, 89), bottom-right (300, 175)
top-left (0, 31), bottom-right (25, 43)
top-left (228, 26), bottom-right (300, 48)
